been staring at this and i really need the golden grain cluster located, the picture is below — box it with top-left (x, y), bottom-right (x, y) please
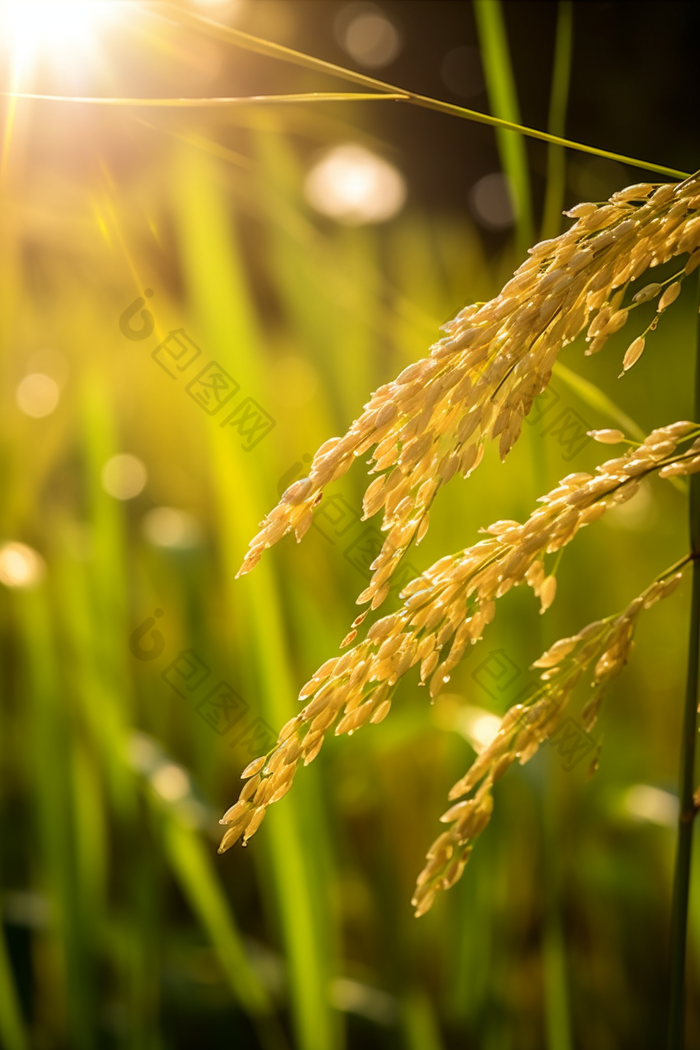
top-left (221, 416), bottom-right (700, 910)
top-left (221, 173), bottom-right (700, 913)
top-left (238, 174), bottom-right (700, 613)
top-left (412, 562), bottom-right (687, 915)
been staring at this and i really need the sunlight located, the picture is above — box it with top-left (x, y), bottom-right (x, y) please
top-left (0, 0), bottom-right (117, 76)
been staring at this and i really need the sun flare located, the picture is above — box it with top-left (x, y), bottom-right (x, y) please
top-left (0, 0), bottom-right (117, 79)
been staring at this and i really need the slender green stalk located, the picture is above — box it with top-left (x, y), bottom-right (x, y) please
top-left (473, 0), bottom-right (533, 252)
top-left (0, 913), bottom-right (28, 1050)
top-left (667, 274), bottom-right (700, 1049)
top-left (668, 564), bottom-right (700, 1048)
top-left (171, 143), bottom-right (337, 1050)
top-left (541, 766), bottom-right (573, 1050)
top-left (541, 2), bottom-right (574, 240)
top-left (163, 817), bottom-right (287, 1050)
top-left (18, 588), bottom-right (94, 1050)
top-left (401, 990), bottom-right (445, 1050)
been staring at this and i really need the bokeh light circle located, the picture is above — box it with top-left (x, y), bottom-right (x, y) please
top-left (0, 542), bottom-right (46, 588)
top-left (101, 454), bottom-right (148, 500)
top-left (305, 144), bottom-right (407, 225)
top-left (16, 374), bottom-right (60, 418)
top-left (440, 45), bottom-right (484, 98)
top-left (339, 5), bottom-right (401, 68)
top-left (469, 173), bottom-right (517, 230)
top-left (142, 507), bottom-right (202, 549)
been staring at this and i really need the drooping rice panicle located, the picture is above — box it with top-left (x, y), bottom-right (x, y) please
top-left (237, 174), bottom-right (700, 610)
top-left (220, 420), bottom-right (700, 863)
top-left (412, 560), bottom-right (689, 916)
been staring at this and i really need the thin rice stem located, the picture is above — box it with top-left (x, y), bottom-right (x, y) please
top-left (667, 273), bottom-right (700, 1050)
top-left (150, 2), bottom-right (689, 180)
top-left (541, 1), bottom-right (574, 241)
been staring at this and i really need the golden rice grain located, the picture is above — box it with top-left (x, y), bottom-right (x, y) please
top-left (658, 280), bottom-right (682, 311)
top-left (622, 336), bottom-right (646, 371)
top-left (589, 428), bottom-right (626, 444)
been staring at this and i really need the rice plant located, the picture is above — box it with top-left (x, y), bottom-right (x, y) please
top-left (1, 2), bottom-right (698, 1049)
top-left (220, 170), bottom-right (700, 1041)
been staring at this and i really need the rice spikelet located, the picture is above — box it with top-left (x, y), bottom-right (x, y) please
top-left (219, 421), bottom-right (700, 878)
top-left (411, 562), bottom-right (688, 916)
top-left (238, 173), bottom-right (700, 610)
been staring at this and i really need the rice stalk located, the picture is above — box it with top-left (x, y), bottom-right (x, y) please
top-left (412, 559), bottom-right (689, 915)
top-left (219, 421), bottom-right (700, 913)
top-left (0, 90), bottom-right (409, 107)
top-left (238, 174), bottom-right (700, 614)
top-left (153, 2), bottom-right (688, 180)
top-left (541, 2), bottom-right (575, 241)
top-left (667, 272), bottom-right (700, 1050)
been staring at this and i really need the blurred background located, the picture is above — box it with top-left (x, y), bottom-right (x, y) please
top-left (0, 1), bottom-right (699, 1047)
